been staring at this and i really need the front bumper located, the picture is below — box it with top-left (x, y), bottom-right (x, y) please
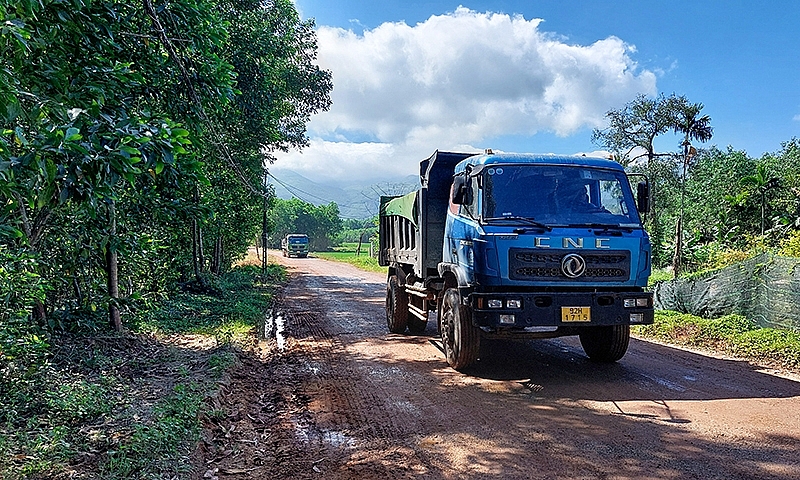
top-left (469, 291), bottom-right (654, 329)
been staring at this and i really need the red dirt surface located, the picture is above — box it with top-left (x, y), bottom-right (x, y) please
top-left (193, 253), bottom-right (800, 479)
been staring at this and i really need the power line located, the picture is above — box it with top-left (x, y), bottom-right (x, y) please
top-left (268, 173), bottom-right (379, 218)
top-left (267, 172), bottom-right (333, 204)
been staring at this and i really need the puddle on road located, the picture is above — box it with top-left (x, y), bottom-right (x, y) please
top-left (262, 307), bottom-right (288, 351)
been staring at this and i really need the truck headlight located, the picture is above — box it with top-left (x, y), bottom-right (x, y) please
top-left (624, 298), bottom-right (650, 308)
top-left (487, 299), bottom-right (503, 309)
top-left (629, 313), bottom-right (644, 323)
top-left (500, 314), bottom-right (515, 324)
top-left (505, 299), bottom-right (522, 309)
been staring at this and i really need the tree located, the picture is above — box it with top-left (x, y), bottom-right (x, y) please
top-left (592, 93), bottom-right (679, 266)
top-left (0, 0), bottom-right (208, 327)
top-left (0, 0), bottom-right (331, 331)
top-left (740, 164), bottom-right (780, 235)
top-left (592, 93), bottom-right (713, 269)
top-left (671, 99), bottom-right (713, 276)
top-left (270, 198), bottom-right (342, 251)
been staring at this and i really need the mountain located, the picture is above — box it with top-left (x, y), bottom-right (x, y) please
top-left (266, 168), bottom-right (419, 219)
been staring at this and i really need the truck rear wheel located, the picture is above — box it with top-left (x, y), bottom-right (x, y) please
top-left (579, 325), bottom-right (630, 362)
top-left (386, 275), bottom-right (408, 334)
top-left (440, 288), bottom-right (480, 371)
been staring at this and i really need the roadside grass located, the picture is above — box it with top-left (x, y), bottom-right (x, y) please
top-left (0, 263), bottom-right (285, 479)
top-left (633, 310), bottom-right (800, 371)
top-left (315, 242), bottom-right (387, 274)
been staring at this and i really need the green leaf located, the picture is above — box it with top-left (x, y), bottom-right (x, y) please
top-left (13, 127), bottom-right (27, 146)
top-left (65, 127), bottom-right (82, 141)
top-left (120, 145), bottom-right (140, 156)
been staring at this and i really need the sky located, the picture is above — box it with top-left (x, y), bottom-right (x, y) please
top-left (272, 1), bottom-right (800, 189)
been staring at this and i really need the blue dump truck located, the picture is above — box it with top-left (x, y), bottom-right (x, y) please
top-left (379, 150), bottom-right (654, 370)
top-left (281, 233), bottom-right (309, 258)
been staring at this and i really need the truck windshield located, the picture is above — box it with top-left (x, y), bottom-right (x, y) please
top-left (482, 165), bottom-right (641, 226)
top-left (289, 237), bottom-right (308, 244)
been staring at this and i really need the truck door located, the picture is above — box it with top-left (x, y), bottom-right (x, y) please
top-left (444, 176), bottom-right (480, 283)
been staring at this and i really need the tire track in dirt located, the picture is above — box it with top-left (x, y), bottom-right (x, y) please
top-left (279, 269), bottom-right (438, 478)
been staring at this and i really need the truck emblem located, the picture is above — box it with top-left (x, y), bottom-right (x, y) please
top-left (561, 253), bottom-right (586, 278)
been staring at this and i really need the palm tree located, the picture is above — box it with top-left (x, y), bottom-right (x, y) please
top-left (671, 99), bottom-right (713, 277)
top-left (741, 164), bottom-right (780, 235)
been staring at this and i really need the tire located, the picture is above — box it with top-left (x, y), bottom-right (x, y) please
top-left (579, 324), bottom-right (630, 362)
top-left (439, 288), bottom-right (480, 370)
top-left (407, 316), bottom-right (427, 334)
top-left (386, 275), bottom-right (408, 334)
top-left (282, 249), bottom-right (286, 257)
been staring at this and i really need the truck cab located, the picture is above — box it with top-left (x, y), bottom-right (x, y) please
top-left (380, 151), bottom-right (654, 371)
top-left (281, 234), bottom-right (309, 258)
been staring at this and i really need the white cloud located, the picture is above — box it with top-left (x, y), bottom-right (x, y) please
top-left (275, 7), bottom-right (657, 185)
top-left (793, 114), bottom-right (800, 122)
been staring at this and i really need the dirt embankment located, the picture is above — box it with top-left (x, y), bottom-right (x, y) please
top-left (194, 253), bottom-right (800, 479)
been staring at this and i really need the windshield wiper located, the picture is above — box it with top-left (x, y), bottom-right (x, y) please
top-left (484, 216), bottom-right (552, 231)
top-left (567, 223), bottom-right (636, 232)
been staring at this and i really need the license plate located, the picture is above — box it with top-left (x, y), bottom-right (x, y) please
top-left (562, 306), bottom-right (591, 322)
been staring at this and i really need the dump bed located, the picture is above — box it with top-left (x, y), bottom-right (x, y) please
top-left (379, 151), bottom-right (475, 278)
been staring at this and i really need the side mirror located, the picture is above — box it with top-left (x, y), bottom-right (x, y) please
top-left (451, 175), bottom-right (472, 205)
top-left (636, 181), bottom-right (650, 213)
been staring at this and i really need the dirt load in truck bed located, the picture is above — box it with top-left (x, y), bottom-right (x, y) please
top-left (194, 252), bottom-right (800, 480)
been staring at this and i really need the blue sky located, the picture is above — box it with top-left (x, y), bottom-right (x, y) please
top-left (275, 1), bottom-right (800, 186)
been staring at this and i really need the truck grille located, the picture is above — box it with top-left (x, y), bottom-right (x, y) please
top-left (508, 248), bottom-right (630, 282)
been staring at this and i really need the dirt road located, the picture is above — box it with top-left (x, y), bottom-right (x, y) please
top-left (195, 254), bottom-right (800, 479)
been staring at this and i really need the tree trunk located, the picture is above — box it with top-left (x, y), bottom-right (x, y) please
top-left (209, 235), bottom-right (223, 276)
top-left (213, 236), bottom-right (223, 275)
top-left (672, 154), bottom-right (688, 278)
top-left (261, 209), bottom-right (268, 277)
top-left (14, 193), bottom-right (48, 324)
top-left (192, 218), bottom-right (201, 282)
top-left (107, 201), bottom-right (122, 332)
top-left (191, 183), bottom-right (205, 282)
top-left (672, 217), bottom-right (682, 278)
top-left (198, 224), bottom-right (205, 273)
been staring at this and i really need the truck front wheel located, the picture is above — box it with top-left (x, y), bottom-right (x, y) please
top-left (579, 325), bottom-right (630, 362)
top-left (386, 275), bottom-right (408, 334)
top-left (440, 289), bottom-right (480, 371)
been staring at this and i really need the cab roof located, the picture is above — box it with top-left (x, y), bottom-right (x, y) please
top-left (453, 152), bottom-right (624, 174)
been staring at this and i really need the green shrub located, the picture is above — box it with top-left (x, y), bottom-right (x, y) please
top-left (634, 310), bottom-right (798, 369)
top-left (778, 229), bottom-right (800, 257)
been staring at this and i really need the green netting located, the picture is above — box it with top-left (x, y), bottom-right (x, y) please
top-left (379, 191), bottom-right (418, 226)
top-left (653, 253), bottom-right (800, 330)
